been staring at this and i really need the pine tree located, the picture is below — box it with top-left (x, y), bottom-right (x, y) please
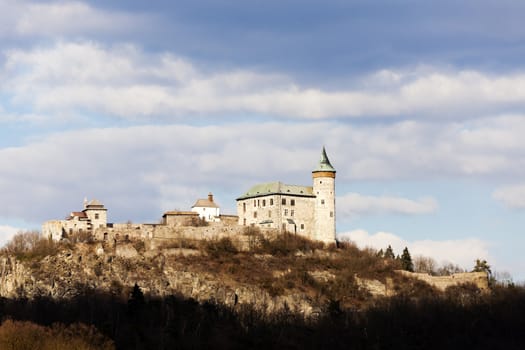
top-left (376, 248), bottom-right (384, 258)
top-left (400, 247), bottom-right (414, 272)
top-left (384, 245), bottom-right (395, 259)
top-left (472, 259), bottom-right (491, 274)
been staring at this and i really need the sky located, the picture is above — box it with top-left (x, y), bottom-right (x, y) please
top-left (0, 0), bottom-right (524, 281)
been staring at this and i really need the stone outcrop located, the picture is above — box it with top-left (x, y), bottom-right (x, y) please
top-left (0, 243), bottom-right (317, 316)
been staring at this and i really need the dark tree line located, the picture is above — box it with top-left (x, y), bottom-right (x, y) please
top-left (1, 283), bottom-right (525, 349)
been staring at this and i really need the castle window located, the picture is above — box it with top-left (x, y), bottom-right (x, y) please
top-left (270, 199), bottom-right (274, 205)
top-left (268, 211), bottom-right (272, 218)
top-left (95, 213), bottom-right (99, 219)
top-left (254, 200), bottom-right (256, 207)
top-left (253, 212), bottom-right (257, 218)
top-left (282, 198), bottom-right (286, 205)
top-left (291, 210), bottom-right (294, 217)
top-left (330, 211), bottom-right (334, 217)
top-left (320, 181), bottom-right (322, 184)
top-left (291, 199), bottom-right (295, 206)
top-left (300, 224), bottom-right (304, 230)
top-left (243, 203), bottom-right (246, 213)
top-left (284, 209), bottom-right (288, 216)
top-left (321, 199), bottom-right (325, 205)
top-left (263, 199), bottom-right (266, 207)
top-left (257, 200), bottom-right (260, 207)
top-left (243, 218), bottom-right (246, 226)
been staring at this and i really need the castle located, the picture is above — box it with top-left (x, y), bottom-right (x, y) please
top-left (42, 199), bottom-right (108, 241)
top-left (43, 148), bottom-right (336, 244)
top-left (236, 147), bottom-right (336, 244)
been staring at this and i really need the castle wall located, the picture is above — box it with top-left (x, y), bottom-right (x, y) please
top-left (163, 212), bottom-right (199, 227)
top-left (42, 220), bottom-right (65, 241)
top-left (397, 270), bottom-right (489, 291)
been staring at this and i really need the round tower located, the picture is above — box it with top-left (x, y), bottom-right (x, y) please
top-left (312, 147), bottom-right (336, 244)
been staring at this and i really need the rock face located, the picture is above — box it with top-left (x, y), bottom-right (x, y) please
top-left (0, 243), bottom-right (316, 316)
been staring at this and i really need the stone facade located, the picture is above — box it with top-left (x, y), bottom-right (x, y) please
top-left (42, 199), bottom-right (107, 240)
top-left (236, 148), bottom-right (336, 244)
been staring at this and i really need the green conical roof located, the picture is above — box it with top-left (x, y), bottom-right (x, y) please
top-left (313, 147), bottom-right (336, 173)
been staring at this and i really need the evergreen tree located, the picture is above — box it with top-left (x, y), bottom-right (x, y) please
top-left (400, 247), bottom-right (414, 272)
top-left (472, 259), bottom-right (491, 275)
top-left (376, 248), bottom-right (384, 258)
top-left (384, 245), bottom-right (395, 259)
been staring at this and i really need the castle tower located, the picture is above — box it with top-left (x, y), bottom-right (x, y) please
top-left (312, 147), bottom-right (336, 244)
top-left (82, 199), bottom-right (107, 232)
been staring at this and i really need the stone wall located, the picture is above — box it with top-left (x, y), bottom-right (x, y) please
top-left (397, 270), bottom-right (489, 291)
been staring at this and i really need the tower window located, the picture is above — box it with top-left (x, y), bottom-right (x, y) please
top-left (95, 213), bottom-right (99, 219)
top-left (270, 199), bottom-right (274, 205)
top-left (321, 199), bottom-right (325, 205)
top-left (262, 199), bottom-right (266, 206)
top-left (291, 210), bottom-right (294, 217)
top-left (291, 199), bottom-right (295, 206)
top-left (330, 211), bottom-right (334, 217)
top-left (253, 212), bottom-right (257, 218)
top-left (320, 181), bottom-right (322, 184)
top-left (243, 203), bottom-right (246, 212)
top-left (300, 224), bottom-right (304, 230)
top-left (284, 209), bottom-right (288, 216)
top-left (268, 211), bottom-right (272, 218)
top-left (282, 198), bottom-right (286, 205)
top-left (254, 200), bottom-right (256, 207)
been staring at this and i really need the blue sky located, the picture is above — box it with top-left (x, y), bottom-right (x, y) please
top-left (1, 0), bottom-right (524, 281)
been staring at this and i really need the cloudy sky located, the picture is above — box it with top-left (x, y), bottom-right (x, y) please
top-left (1, 0), bottom-right (524, 280)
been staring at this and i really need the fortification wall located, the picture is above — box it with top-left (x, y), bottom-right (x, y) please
top-left (93, 220), bottom-right (270, 251)
top-left (397, 270), bottom-right (489, 291)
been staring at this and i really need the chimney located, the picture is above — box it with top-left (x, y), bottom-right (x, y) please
top-left (208, 192), bottom-right (214, 202)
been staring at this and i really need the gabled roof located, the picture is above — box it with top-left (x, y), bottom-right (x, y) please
top-left (192, 198), bottom-right (219, 208)
top-left (67, 211), bottom-right (87, 220)
top-left (237, 181), bottom-right (314, 200)
top-left (312, 146), bottom-right (336, 173)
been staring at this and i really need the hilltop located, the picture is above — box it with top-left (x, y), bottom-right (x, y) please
top-left (1, 230), bottom-right (524, 349)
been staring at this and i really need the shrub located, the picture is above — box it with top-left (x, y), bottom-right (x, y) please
top-left (204, 237), bottom-right (238, 258)
top-left (2, 231), bottom-right (59, 260)
top-left (258, 232), bottom-right (324, 256)
top-left (0, 319), bottom-right (114, 350)
top-left (189, 216), bottom-right (209, 227)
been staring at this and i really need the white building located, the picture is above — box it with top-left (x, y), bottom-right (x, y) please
top-left (191, 193), bottom-right (221, 222)
top-left (236, 147), bottom-right (336, 244)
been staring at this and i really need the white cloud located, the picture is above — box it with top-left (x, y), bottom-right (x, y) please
top-left (339, 229), bottom-right (490, 270)
top-left (338, 193), bottom-right (438, 218)
top-left (0, 224), bottom-right (21, 247)
top-left (2, 116), bottom-right (525, 224)
top-left (2, 42), bottom-right (525, 121)
top-left (493, 184), bottom-right (525, 209)
top-left (0, 0), bottom-right (145, 38)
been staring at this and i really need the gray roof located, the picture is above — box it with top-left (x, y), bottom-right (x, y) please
top-left (237, 181), bottom-right (314, 200)
top-left (312, 147), bottom-right (336, 173)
